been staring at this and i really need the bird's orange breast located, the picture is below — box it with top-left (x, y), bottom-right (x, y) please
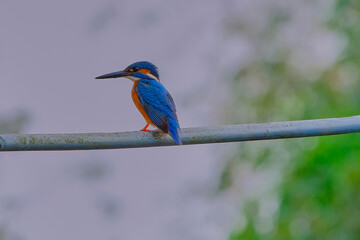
top-left (131, 81), bottom-right (155, 126)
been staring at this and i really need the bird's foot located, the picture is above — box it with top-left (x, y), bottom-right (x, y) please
top-left (140, 124), bottom-right (151, 132)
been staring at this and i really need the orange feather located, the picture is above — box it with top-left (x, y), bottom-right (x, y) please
top-left (131, 81), bottom-right (155, 126)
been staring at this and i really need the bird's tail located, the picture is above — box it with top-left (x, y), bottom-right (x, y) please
top-left (168, 118), bottom-right (182, 145)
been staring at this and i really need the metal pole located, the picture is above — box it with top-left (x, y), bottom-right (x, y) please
top-left (1, 115), bottom-right (360, 151)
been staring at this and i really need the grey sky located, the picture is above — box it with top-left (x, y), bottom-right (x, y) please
top-left (0, 0), bottom-right (235, 239)
top-left (0, 0), bottom-right (340, 239)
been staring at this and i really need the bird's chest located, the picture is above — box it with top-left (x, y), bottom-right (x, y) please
top-left (131, 81), bottom-right (141, 108)
top-left (131, 82), bottom-right (138, 101)
top-left (131, 81), bottom-right (154, 125)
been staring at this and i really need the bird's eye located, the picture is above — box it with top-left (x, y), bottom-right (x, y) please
top-left (133, 67), bottom-right (140, 71)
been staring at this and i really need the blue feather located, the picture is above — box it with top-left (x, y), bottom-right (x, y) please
top-left (126, 61), bottom-right (160, 80)
top-left (168, 118), bottom-right (182, 145)
top-left (135, 79), bottom-right (181, 144)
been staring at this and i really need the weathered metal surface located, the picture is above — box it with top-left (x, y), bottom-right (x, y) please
top-left (0, 115), bottom-right (360, 151)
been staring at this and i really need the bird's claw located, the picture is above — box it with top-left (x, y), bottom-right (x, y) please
top-left (140, 129), bottom-right (151, 133)
top-left (140, 123), bottom-right (151, 132)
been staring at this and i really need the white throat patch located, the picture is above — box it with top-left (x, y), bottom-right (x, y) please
top-left (147, 73), bottom-right (159, 81)
top-left (126, 76), bottom-right (141, 82)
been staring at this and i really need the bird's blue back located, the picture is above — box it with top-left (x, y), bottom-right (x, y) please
top-left (135, 79), bottom-right (181, 144)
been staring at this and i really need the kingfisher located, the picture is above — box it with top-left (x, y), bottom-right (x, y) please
top-left (95, 61), bottom-right (182, 145)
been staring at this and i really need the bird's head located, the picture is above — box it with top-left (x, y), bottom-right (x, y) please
top-left (95, 61), bottom-right (160, 82)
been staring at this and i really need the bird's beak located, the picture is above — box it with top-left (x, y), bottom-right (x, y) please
top-left (95, 70), bottom-right (133, 79)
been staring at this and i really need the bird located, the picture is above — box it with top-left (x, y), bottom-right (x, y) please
top-left (95, 61), bottom-right (182, 145)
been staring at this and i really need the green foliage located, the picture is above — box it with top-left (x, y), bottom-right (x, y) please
top-left (225, 0), bottom-right (360, 239)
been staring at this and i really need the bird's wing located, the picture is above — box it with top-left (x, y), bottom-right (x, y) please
top-left (136, 80), bottom-right (178, 133)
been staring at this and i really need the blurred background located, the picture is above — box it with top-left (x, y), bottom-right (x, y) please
top-left (1, 0), bottom-right (360, 239)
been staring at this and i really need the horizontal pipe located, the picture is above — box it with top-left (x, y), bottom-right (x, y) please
top-left (0, 115), bottom-right (360, 151)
